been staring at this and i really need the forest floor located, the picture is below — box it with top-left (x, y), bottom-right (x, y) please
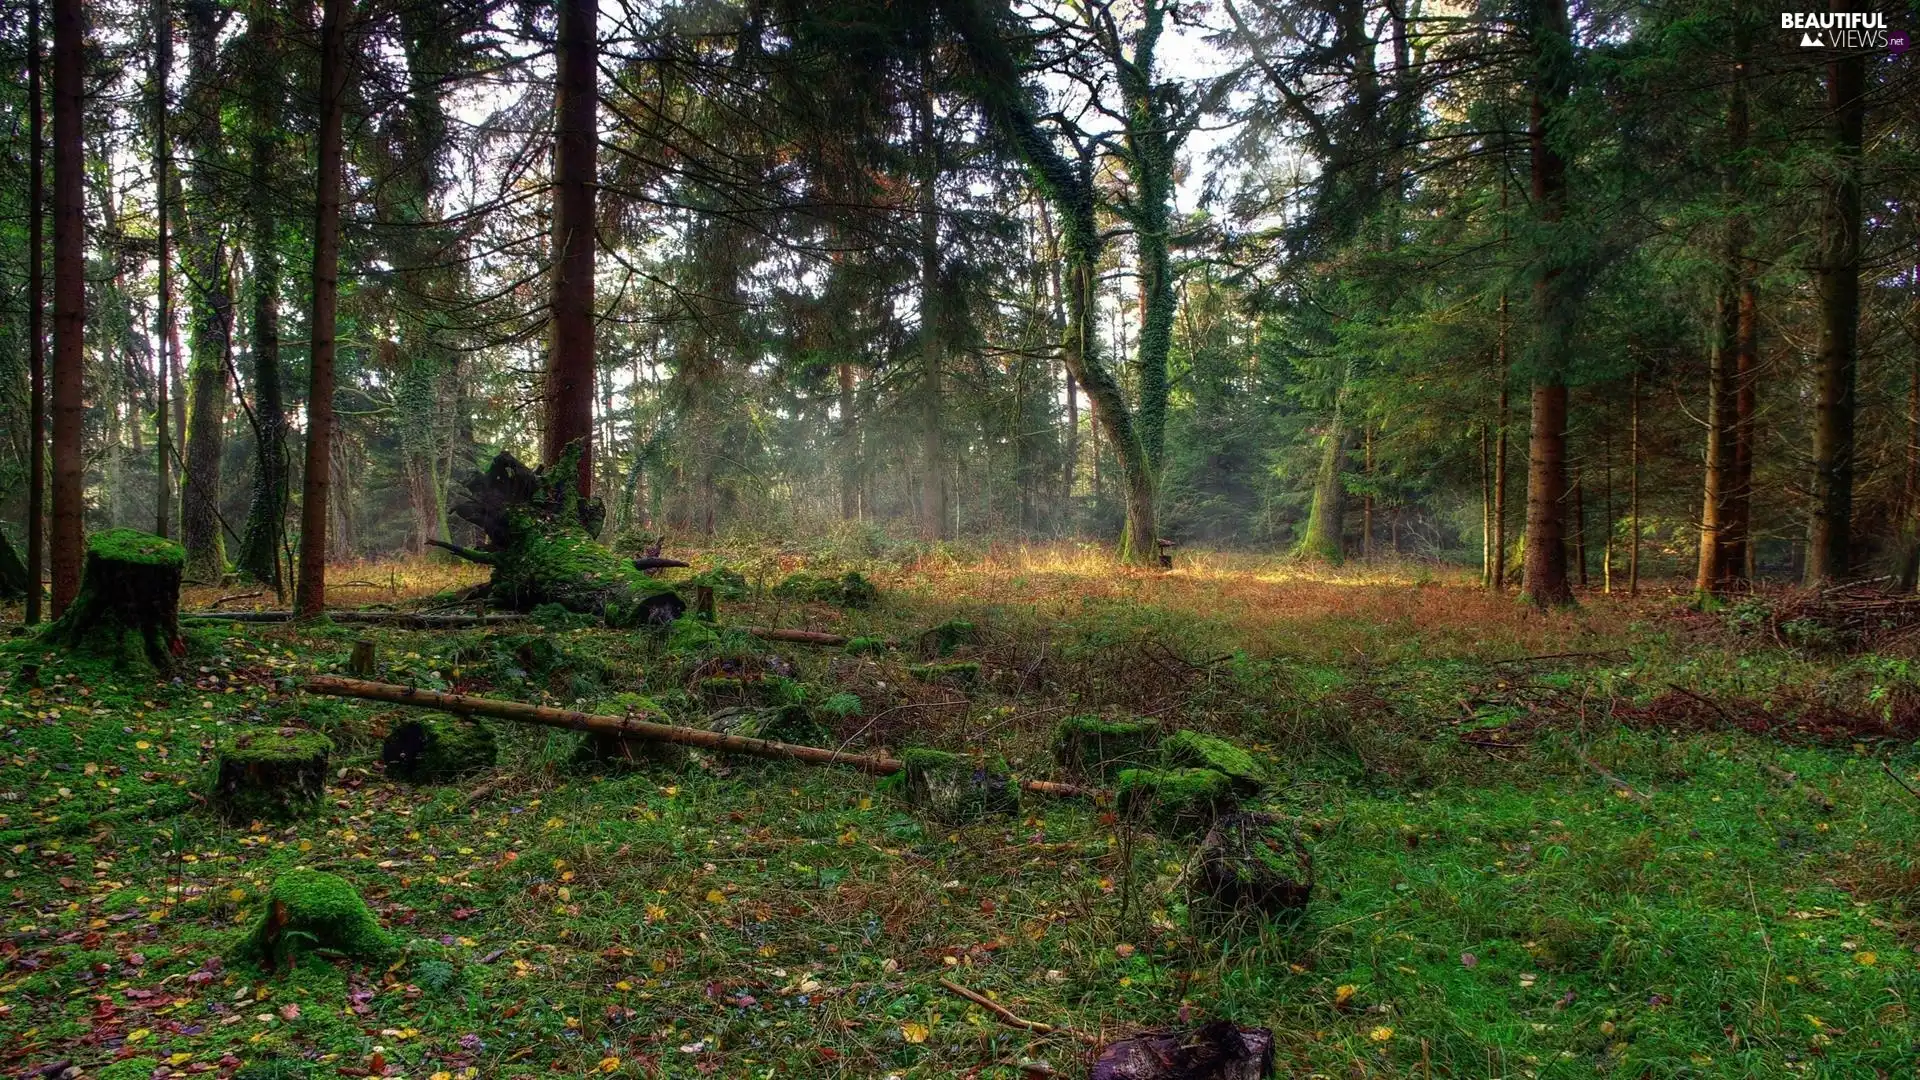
top-left (3, 542), bottom-right (1919, 1079)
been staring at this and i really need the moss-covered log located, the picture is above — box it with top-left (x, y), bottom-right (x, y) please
top-left (381, 716), bottom-right (497, 782)
top-left (210, 728), bottom-right (331, 822)
top-left (440, 449), bottom-right (684, 626)
top-left (40, 529), bottom-right (184, 670)
top-left (1159, 730), bottom-right (1269, 795)
top-left (1116, 767), bottom-right (1236, 833)
top-left (237, 869), bottom-right (394, 968)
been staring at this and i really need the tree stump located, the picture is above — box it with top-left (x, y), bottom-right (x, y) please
top-left (898, 749), bottom-right (1020, 823)
top-left (0, 531), bottom-right (29, 600)
top-left (238, 869), bottom-right (394, 968)
top-left (1160, 731), bottom-right (1269, 795)
top-left (434, 448), bottom-right (685, 627)
top-left (1193, 812), bottom-right (1313, 917)
top-left (1090, 1021), bottom-right (1274, 1080)
top-left (1116, 767), bottom-right (1236, 833)
top-left (348, 639), bottom-right (377, 677)
top-left (381, 716), bottom-right (497, 783)
top-left (210, 727), bottom-right (332, 822)
top-left (40, 529), bottom-right (184, 670)
top-left (1054, 716), bottom-right (1160, 779)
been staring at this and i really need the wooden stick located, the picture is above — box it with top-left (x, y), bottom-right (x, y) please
top-left (740, 627), bottom-right (849, 646)
top-left (1880, 761), bottom-right (1920, 807)
top-left (426, 537), bottom-right (495, 565)
top-left (937, 979), bottom-right (1094, 1044)
top-left (302, 676), bottom-right (1090, 798)
top-left (210, 590), bottom-right (266, 608)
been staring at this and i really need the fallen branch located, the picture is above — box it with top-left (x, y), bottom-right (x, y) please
top-left (210, 590), bottom-right (266, 608)
top-left (183, 611), bottom-right (528, 627)
top-left (633, 556), bottom-right (691, 572)
top-left (1880, 761), bottom-right (1920, 807)
top-left (1573, 748), bottom-right (1652, 804)
top-left (426, 538), bottom-right (496, 565)
top-left (740, 627), bottom-right (849, 646)
top-left (938, 979), bottom-right (1094, 1044)
top-left (303, 676), bottom-right (1091, 799)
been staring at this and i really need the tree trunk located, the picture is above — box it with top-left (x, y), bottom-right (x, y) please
top-left (1902, 362), bottom-right (1920, 592)
top-left (236, 0), bottom-right (286, 595)
top-left (1629, 365), bottom-right (1641, 595)
top-left (1520, 0), bottom-right (1574, 608)
top-left (838, 363), bottom-right (858, 520)
top-left (1727, 277), bottom-right (1758, 583)
top-left (1493, 367), bottom-right (1509, 590)
top-left (151, 0), bottom-right (172, 544)
top-left (180, 0), bottom-right (231, 586)
top-left (295, 0), bottom-right (350, 616)
top-left (1570, 466), bottom-right (1586, 588)
top-left (1361, 425), bottom-right (1374, 559)
top-left (25, 0), bottom-right (45, 623)
top-left (1298, 389), bottom-right (1349, 563)
top-left (48, 0), bottom-right (83, 616)
top-left (543, 0), bottom-right (597, 496)
top-left (1479, 425), bottom-right (1491, 585)
top-left (917, 64), bottom-right (948, 541)
top-left (1695, 36), bottom-right (1750, 599)
top-left (1805, 52), bottom-right (1865, 585)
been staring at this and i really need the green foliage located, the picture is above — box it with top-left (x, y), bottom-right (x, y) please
top-left (771, 570), bottom-right (879, 609)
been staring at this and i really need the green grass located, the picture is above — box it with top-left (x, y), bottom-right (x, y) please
top-left (2, 551), bottom-right (1919, 1076)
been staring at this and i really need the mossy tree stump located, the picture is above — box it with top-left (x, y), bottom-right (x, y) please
top-left (1160, 730), bottom-right (1269, 795)
top-left (436, 448), bottom-right (685, 627)
top-left (211, 728), bottom-right (332, 822)
top-left (381, 716), bottom-right (497, 782)
top-left (897, 749), bottom-right (1019, 823)
top-left (1055, 716), bottom-right (1160, 779)
top-left (239, 869), bottom-right (394, 968)
top-left (1116, 767), bottom-right (1236, 833)
top-left (1193, 812), bottom-right (1313, 917)
top-left (40, 529), bottom-right (184, 670)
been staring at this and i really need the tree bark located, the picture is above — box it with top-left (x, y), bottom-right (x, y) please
top-left (236, 0), bottom-right (286, 594)
top-left (295, 0), bottom-right (351, 616)
top-left (151, 0), bottom-right (172, 544)
top-left (1298, 394), bottom-right (1349, 563)
top-left (838, 362), bottom-right (858, 520)
top-left (25, 0), bottom-right (45, 623)
top-left (1695, 34), bottom-right (1750, 599)
top-left (180, 0), bottom-right (231, 586)
top-left (917, 62), bottom-right (948, 541)
top-left (1629, 365), bottom-right (1641, 595)
top-left (1520, 0), bottom-right (1574, 608)
top-left (48, 0), bottom-right (83, 616)
top-left (1805, 52), bottom-right (1865, 585)
top-left (543, 0), bottom-right (598, 496)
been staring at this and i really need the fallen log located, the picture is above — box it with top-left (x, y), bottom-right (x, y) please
top-left (302, 675), bottom-right (1090, 798)
top-left (182, 611), bottom-right (528, 627)
top-left (740, 627), bottom-right (849, 646)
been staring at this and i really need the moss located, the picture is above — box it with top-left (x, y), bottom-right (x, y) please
top-left (381, 716), bottom-right (497, 783)
top-left (1160, 730), bottom-right (1269, 793)
top-left (237, 869), bottom-right (394, 967)
top-left (1116, 767), bottom-right (1236, 832)
top-left (918, 619), bottom-right (978, 657)
top-left (843, 635), bottom-right (887, 655)
top-left (910, 661), bottom-right (979, 686)
top-left (86, 527), bottom-right (185, 567)
top-left (210, 728), bottom-right (332, 823)
top-left (818, 692), bottom-right (863, 719)
top-left (709, 703), bottom-right (827, 747)
top-left (93, 1058), bottom-right (161, 1080)
top-left (1054, 715), bottom-right (1160, 779)
top-left (687, 566), bottom-right (749, 600)
top-left (772, 570), bottom-right (879, 609)
top-left (897, 748), bottom-right (1019, 823)
top-left (233, 1059), bottom-right (311, 1080)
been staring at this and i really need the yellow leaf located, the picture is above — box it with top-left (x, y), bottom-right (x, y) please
top-left (901, 1021), bottom-right (930, 1044)
top-left (127, 1028), bottom-right (152, 1043)
top-left (1856, 951), bottom-right (1878, 966)
top-left (1369, 1026), bottom-right (1394, 1043)
top-left (706, 889), bottom-right (727, 904)
top-left (431, 1073), bottom-right (453, 1080)
top-left (1334, 984), bottom-right (1356, 1006)
top-left (615, 980), bottom-right (632, 991)
top-left (597, 1056), bottom-right (621, 1073)
top-left (135, 741), bottom-right (150, 750)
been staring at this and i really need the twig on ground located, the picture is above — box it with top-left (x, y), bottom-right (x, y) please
top-left (210, 590), bottom-right (265, 608)
top-left (937, 979), bottom-right (1095, 1044)
top-left (1879, 761), bottom-right (1920, 807)
top-left (1573, 748), bottom-right (1652, 804)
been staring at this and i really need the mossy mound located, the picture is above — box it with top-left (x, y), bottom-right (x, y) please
top-left (896, 748), bottom-right (1019, 823)
top-left (210, 728), bottom-right (332, 823)
top-left (233, 1058), bottom-right (311, 1080)
top-left (843, 635), bottom-right (887, 655)
top-left (575, 694), bottom-right (685, 767)
top-left (381, 716), bottom-right (497, 783)
top-left (1054, 716), bottom-right (1160, 779)
top-left (917, 619), bottom-right (978, 658)
top-left (1116, 767), bottom-right (1236, 833)
top-left (1160, 730), bottom-right (1269, 794)
top-left (708, 703), bottom-right (828, 746)
top-left (686, 566), bottom-right (749, 600)
top-left (40, 528), bottom-right (184, 672)
top-left (237, 869), bottom-right (395, 967)
top-left (910, 661), bottom-right (979, 687)
top-left (93, 1058), bottom-right (161, 1080)
top-left (772, 570), bottom-right (878, 609)
top-left (1193, 812), bottom-right (1314, 917)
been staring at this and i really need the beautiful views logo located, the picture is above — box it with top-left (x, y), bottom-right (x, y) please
top-left (1781, 11), bottom-right (1892, 49)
